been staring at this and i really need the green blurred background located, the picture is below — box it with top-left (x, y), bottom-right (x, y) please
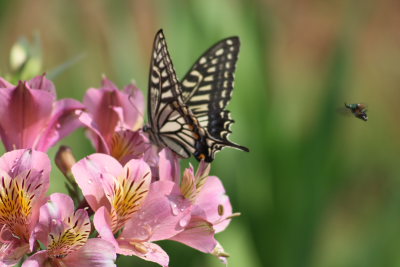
top-left (1, 0), bottom-right (400, 266)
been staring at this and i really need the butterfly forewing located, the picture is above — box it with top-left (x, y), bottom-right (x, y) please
top-left (148, 31), bottom-right (180, 124)
top-left (147, 30), bottom-right (205, 159)
top-left (180, 37), bottom-right (248, 152)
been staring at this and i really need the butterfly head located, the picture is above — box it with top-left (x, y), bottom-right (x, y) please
top-left (142, 124), bottom-right (150, 133)
top-left (142, 124), bottom-right (154, 140)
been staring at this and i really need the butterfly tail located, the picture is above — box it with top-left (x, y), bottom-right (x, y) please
top-left (224, 140), bottom-right (250, 152)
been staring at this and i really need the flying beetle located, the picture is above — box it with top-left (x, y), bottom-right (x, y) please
top-left (344, 103), bottom-right (368, 121)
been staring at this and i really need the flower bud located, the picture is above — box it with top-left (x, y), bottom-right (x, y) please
top-left (55, 145), bottom-right (76, 183)
top-left (9, 42), bottom-right (28, 72)
top-left (9, 34), bottom-right (42, 79)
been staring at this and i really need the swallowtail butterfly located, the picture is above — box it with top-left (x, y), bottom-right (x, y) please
top-left (143, 29), bottom-right (249, 162)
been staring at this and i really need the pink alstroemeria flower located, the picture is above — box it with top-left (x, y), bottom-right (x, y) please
top-left (72, 153), bottom-right (191, 267)
top-left (166, 161), bottom-right (235, 263)
top-left (0, 75), bottom-right (84, 152)
top-left (0, 149), bottom-right (50, 266)
top-left (80, 77), bottom-right (147, 164)
top-left (24, 193), bottom-right (116, 267)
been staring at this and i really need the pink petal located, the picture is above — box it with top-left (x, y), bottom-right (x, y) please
top-left (22, 239), bottom-right (117, 267)
top-left (83, 87), bottom-right (120, 142)
top-left (0, 81), bottom-right (54, 150)
top-left (83, 77), bottom-right (145, 147)
top-left (35, 193), bottom-right (74, 246)
top-left (37, 206), bottom-right (90, 258)
top-left (35, 98), bottom-right (84, 152)
top-left (43, 193), bottom-right (74, 218)
top-left (72, 154), bottom-right (122, 212)
top-left (99, 159), bottom-right (151, 233)
top-left (93, 207), bottom-right (168, 267)
top-left (62, 238), bottom-right (116, 267)
top-left (0, 225), bottom-right (15, 242)
top-left (0, 240), bottom-right (30, 266)
top-left (78, 112), bottom-right (110, 154)
top-left (0, 149), bottom-right (51, 203)
top-left (101, 77), bottom-right (118, 90)
top-left (0, 149), bottom-right (51, 239)
top-left (180, 166), bottom-right (196, 200)
top-left (93, 207), bottom-right (119, 248)
top-left (141, 134), bottom-right (160, 180)
top-left (158, 148), bottom-right (180, 183)
top-left (21, 250), bottom-right (48, 267)
top-left (122, 82), bottom-right (145, 130)
top-left (180, 161), bottom-right (210, 201)
top-left (117, 240), bottom-right (169, 267)
top-left (111, 106), bottom-right (125, 129)
top-left (102, 158), bottom-right (151, 202)
top-left (62, 208), bottom-right (91, 252)
top-left (99, 79), bottom-right (145, 130)
top-left (121, 158), bottom-right (151, 184)
top-left (0, 149), bottom-right (51, 181)
top-left (169, 216), bottom-right (217, 253)
top-left (27, 75), bottom-right (56, 94)
top-left (195, 161), bottom-right (211, 181)
top-left (195, 176), bottom-right (232, 233)
top-left (121, 181), bottom-right (192, 242)
top-left (108, 130), bottom-right (146, 164)
top-left (0, 78), bottom-right (13, 88)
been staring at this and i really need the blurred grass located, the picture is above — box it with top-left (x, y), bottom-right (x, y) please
top-left (2, 0), bottom-right (400, 266)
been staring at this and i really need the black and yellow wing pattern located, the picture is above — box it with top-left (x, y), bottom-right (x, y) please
top-left (144, 29), bottom-right (248, 162)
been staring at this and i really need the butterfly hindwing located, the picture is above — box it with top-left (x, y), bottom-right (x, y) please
top-left (181, 37), bottom-right (249, 152)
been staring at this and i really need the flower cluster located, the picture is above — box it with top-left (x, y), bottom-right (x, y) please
top-left (0, 75), bottom-right (237, 267)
